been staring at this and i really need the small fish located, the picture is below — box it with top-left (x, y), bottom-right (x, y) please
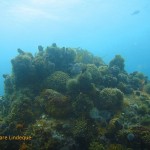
top-left (131, 10), bottom-right (140, 15)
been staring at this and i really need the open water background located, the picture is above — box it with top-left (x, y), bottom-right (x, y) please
top-left (0, 0), bottom-right (150, 95)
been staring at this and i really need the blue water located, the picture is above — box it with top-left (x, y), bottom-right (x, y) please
top-left (0, 0), bottom-right (150, 95)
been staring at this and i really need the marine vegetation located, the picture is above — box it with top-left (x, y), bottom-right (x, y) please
top-left (99, 88), bottom-right (124, 111)
top-left (144, 83), bottom-right (150, 94)
top-left (0, 43), bottom-right (150, 150)
top-left (89, 141), bottom-right (105, 150)
top-left (45, 71), bottom-right (70, 93)
top-left (109, 55), bottom-right (125, 71)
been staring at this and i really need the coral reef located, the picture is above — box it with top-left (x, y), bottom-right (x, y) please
top-left (72, 93), bottom-right (94, 117)
top-left (75, 48), bottom-right (104, 66)
top-left (45, 71), bottom-right (70, 93)
top-left (144, 83), bottom-right (150, 94)
top-left (45, 43), bottom-right (76, 72)
top-left (11, 51), bottom-right (34, 88)
top-left (89, 141), bottom-right (105, 150)
top-left (36, 89), bottom-right (72, 118)
top-left (109, 55), bottom-right (125, 71)
top-left (99, 88), bottom-right (124, 111)
top-left (1, 43), bottom-right (150, 150)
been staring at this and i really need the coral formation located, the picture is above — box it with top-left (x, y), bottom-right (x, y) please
top-left (89, 141), bottom-right (105, 150)
top-left (99, 88), bottom-right (124, 111)
top-left (37, 89), bottom-right (72, 118)
top-left (11, 51), bottom-right (34, 87)
top-left (144, 83), bottom-right (150, 94)
top-left (109, 55), bottom-right (125, 71)
top-left (45, 43), bottom-right (76, 72)
top-left (45, 71), bottom-right (70, 93)
top-left (1, 43), bottom-right (150, 150)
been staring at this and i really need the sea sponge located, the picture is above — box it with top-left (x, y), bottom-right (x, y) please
top-left (107, 144), bottom-right (126, 150)
top-left (45, 44), bottom-right (76, 72)
top-left (107, 118), bottom-right (123, 135)
top-left (129, 71), bottom-right (147, 90)
top-left (99, 88), bottom-right (124, 111)
top-left (89, 141), bottom-right (104, 150)
top-left (117, 82), bottom-right (133, 94)
top-left (39, 89), bottom-right (72, 118)
top-left (11, 52), bottom-right (35, 87)
top-left (77, 71), bottom-right (93, 93)
top-left (33, 54), bottom-right (55, 80)
top-left (87, 64), bottom-right (102, 84)
top-left (69, 63), bottom-right (84, 75)
top-left (6, 94), bottom-right (37, 126)
top-left (144, 83), bottom-right (150, 94)
top-left (45, 71), bottom-right (70, 93)
top-left (75, 48), bottom-right (104, 66)
top-left (72, 118), bottom-right (88, 137)
top-left (72, 93), bottom-right (94, 117)
top-left (3, 75), bottom-right (15, 95)
top-left (67, 70), bottom-right (95, 95)
top-left (109, 55), bottom-right (125, 71)
top-left (118, 73), bottom-right (129, 83)
top-left (102, 75), bottom-right (118, 88)
top-left (98, 65), bottom-right (109, 75)
top-left (66, 78), bottom-right (80, 96)
top-left (109, 65), bottom-right (121, 76)
top-left (131, 126), bottom-right (150, 149)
